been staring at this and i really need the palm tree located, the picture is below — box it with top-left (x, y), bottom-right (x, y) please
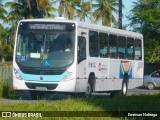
top-left (5, 0), bottom-right (57, 24)
top-left (35, 0), bottom-right (57, 18)
top-left (93, 0), bottom-right (119, 26)
top-left (76, 1), bottom-right (90, 22)
top-left (58, 0), bottom-right (74, 19)
top-left (0, 1), bottom-right (7, 21)
top-left (90, 0), bottom-right (93, 23)
top-left (5, 1), bottom-right (32, 24)
top-left (58, 0), bottom-right (80, 19)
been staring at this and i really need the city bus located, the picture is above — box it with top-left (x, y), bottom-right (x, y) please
top-left (12, 17), bottom-right (144, 99)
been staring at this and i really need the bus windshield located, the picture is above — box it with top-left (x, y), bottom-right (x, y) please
top-left (15, 22), bottom-right (75, 70)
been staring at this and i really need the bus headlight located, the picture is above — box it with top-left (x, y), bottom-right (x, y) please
top-left (61, 72), bottom-right (74, 82)
top-left (14, 68), bottom-right (22, 80)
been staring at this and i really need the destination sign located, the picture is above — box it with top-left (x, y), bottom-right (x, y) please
top-left (19, 22), bottom-right (75, 31)
top-left (29, 24), bottom-right (66, 30)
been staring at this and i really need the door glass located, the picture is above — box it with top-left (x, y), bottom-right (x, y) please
top-left (78, 36), bottom-right (86, 63)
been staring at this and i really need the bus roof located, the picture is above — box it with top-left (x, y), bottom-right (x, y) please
top-left (78, 22), bottom-right (143, 39)
top-left (19, 18), bottom-right (143, 39)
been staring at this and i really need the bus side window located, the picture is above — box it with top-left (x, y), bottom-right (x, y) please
top-left (127, 37), bottom-right (134, 60)
top-left (109, 34), bottom-right (117, 59)
top-left (89, 31), bottom-right (99, 57)
top-left (99, 32), bottom-right (108, 58)
top-left (118, 36), bottom-right (126, 59)
top-left (78, 36), bottom-right (86, 63)
top-left (134, 39), bottom-right (142, 60)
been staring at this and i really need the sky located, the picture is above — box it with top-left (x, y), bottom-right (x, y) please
top-left (123, 0), bottom-right (136, 29)
top-left (1, 0), bottom-right (137, 30)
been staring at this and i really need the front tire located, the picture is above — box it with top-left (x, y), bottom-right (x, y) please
top-left (85, 82), bottom-right (92, 97)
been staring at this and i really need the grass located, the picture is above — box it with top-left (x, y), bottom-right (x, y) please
top-left (0, 94), bottom-right (160, 120)
top-left (0, 75), bottom-right (3, 98)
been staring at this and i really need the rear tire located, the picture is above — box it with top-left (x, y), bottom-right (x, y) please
top-left (122, 81), bottom-right (127, 95)
top-left (147, 83), bottom-right (155, 90)
top-left (122, 76), bottom-right (128, 96)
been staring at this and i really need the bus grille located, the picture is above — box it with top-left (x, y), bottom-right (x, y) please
top-left (25, 82), bottom-right (58, 90)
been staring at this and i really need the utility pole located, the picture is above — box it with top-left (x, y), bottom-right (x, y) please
top-left (119, 0), bottom-right (122, 29)
top-left (90, 0), bottom-right (93, 23)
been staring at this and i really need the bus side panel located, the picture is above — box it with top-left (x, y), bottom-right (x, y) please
top-left (95, 58), bottom-right (109, 91)
top-left (88, 57), bottom-right (109, 91)
top-left (107, 59), bottom-right (122, 91)
top-left (131, 61), bottom-right (143, 89)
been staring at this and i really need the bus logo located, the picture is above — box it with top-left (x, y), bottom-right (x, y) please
top-left (40, 76), bottom-right (43, 80)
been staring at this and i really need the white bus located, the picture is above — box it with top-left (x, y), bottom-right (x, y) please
top-left (13, 18), bottom-right (144, 99)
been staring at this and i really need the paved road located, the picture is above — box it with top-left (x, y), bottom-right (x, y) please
top-left (127, 87), bottom-right (160, 96)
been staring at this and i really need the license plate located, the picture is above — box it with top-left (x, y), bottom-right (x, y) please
top-left (36, 87), bottom-right (47, 90)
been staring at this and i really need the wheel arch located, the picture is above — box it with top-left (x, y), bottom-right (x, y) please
top-left (148, 82), bottom-right (157, 87)
top-left (88, 72), bottom-right (96, 91)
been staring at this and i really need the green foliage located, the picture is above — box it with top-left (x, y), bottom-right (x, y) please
top-left (2, 44), bottom-right (13, 61)
top-left (127, 0), bottom-right (160, 63)
top-left (127, 0), bottom-right (160, 39)
top-left (5, 0), bottom-right (57, 24)
top-left (93, 0), bottom-right (119, 26)
top-left (58, 0), bottom-right (81, 19)
top-left (0, 24), bottom-right (13, 61)
top-left (0, 3), bottom-right (7, 20)
top-left (144, 39), bottom-right (160, 63)
top-left (76, 1), bottom-right (90, 22)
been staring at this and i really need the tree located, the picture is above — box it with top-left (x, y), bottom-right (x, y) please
top-left (93, 0), bottom-right (119, 26)
top-left (58, 0), bottom-right (80, 19)
top-left (0, 1), bottom-right (7, 21)
top-left (76, 1), bottom-right (90, 22)
top-left (0, 24), bottom-right (13, 62)
top-left (127, 0), bottom-right (160, 39)
top-left (127, 0), bottom-right (160, 63)
top-left (35, 0), bottom-right (56, 18)
top-left (5, 0), bottom-right (56, 24)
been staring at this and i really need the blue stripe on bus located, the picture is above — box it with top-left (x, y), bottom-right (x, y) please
top-left (18, 70), bottom-right (68, 82)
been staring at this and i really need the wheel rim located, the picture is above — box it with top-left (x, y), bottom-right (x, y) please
top-left (148, 83), bottom-right (154, 90)
top-left (122, 82), bottom-right (127, 95)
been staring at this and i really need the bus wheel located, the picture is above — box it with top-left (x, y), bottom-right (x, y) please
top-left (85, 82), bottom-right (92, 97)
top-left (30, 91), bottom-right (45, 100)
top-left (122, 79), bottom-right (128, 96)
